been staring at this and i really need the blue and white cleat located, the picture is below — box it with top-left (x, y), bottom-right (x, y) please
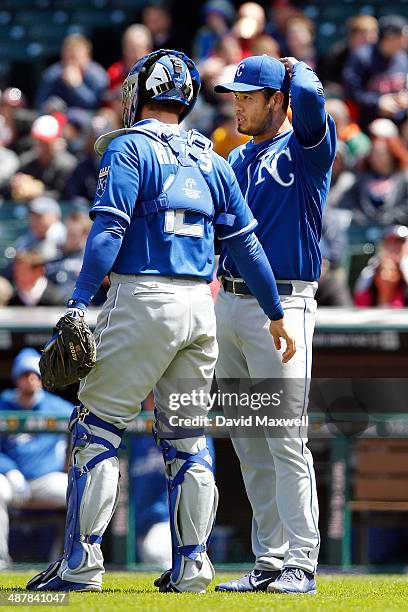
top-left (26, 562), bottom-right (101, 593)
top-left (215, 569), bottom-right (280, 592)
top-left (27, 575), bottom-right (101, 592)
top-left (267, 567), bottom-right (317, 594)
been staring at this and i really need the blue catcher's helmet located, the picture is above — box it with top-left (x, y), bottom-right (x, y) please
top-left (122, 49), bottom-right (200, 127)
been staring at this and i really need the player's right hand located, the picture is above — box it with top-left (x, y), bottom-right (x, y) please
top-left (269, 318), bottom-right (296, 363)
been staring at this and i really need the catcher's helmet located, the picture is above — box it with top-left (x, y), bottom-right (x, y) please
top-left (122, 49), bottom-right (200, 127)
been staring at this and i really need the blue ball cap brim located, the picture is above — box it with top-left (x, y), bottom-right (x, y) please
top-left (214, 82), bottom-right (265, 93)
top-left (214, 55), bottom-right (290, 95)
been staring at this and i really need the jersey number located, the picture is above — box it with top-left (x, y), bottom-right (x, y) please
top-left (164, 210), bottom-right (204, 238)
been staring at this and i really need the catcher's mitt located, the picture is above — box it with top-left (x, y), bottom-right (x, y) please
top-left (40, 312), bottom-right (97, 391)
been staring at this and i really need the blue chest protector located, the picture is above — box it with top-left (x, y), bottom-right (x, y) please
top-left (135, 128), bottom-right (214, 220)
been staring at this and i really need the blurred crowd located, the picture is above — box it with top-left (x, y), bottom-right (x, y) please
top-left (0, 0), bottom-right (407, 308)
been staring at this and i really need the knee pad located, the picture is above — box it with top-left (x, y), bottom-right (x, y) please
top-left (64, 406), bottom-right (124, 570)
top-left (159, 437), bottom-right (218, 586)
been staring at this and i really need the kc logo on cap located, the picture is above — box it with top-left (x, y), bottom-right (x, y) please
top-left (215, 55), bottom-right (290, 94)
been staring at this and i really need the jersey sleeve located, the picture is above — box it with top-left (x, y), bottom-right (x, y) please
top-left (295, 113), bottom-right (337, 173)
top-left (90, 146), bottom-right (140, 225)
top-left (215, 167), bottom-right (258, 241)
top-left (290, 62), bottom-right (326, 147)
top-left (290, 62), bottom-right (337, 172)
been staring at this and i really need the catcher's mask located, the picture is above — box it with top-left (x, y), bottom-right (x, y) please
top-left (121, 49), bottom-right (200, 128)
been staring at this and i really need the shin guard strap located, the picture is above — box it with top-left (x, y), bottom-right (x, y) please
top-left (178, 544), bottom-right (206, 561)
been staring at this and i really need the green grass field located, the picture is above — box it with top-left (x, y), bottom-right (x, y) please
top-left (0, 572), bottom-right (407, 611)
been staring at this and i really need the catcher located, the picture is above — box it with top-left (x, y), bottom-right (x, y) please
top-left (27, 48), bottom-right (294, 593)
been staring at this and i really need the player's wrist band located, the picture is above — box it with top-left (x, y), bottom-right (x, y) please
top-left (67, 299), bottom-right (87, 311)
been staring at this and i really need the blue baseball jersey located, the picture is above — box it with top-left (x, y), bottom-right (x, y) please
top-left (0, 389), bottom-right (73, 481)
top-left (90, 119), bottom-right (256, 282)
top-left (219, 61), bottom-right (337, 282)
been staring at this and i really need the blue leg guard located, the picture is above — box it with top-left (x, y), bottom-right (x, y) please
top-left (27, 406), bottom-right (124, 590)
top-left (158, 435), bottom-right (218, 591)
top-left (63, 406), bottom-right (124, 573)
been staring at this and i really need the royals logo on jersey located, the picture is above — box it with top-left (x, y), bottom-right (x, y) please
top-left (254, 147), bottom-right (295, 187)
top-left (222, 116), bottom-right (337, 282)
top-left (96, 166), bottom-right (110, 198)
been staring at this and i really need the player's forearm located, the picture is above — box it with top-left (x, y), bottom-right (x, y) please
top-left (71, 212), bottom-right (127, 307)
top-left (290, 62), bottom-right (327, 146)
top-left (225, 232), bottom-right (284, 321)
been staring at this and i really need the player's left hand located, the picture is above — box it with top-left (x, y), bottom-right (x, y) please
top-left (279, 57), bottom-right (299, 77)
top-left (269, 318), bottom-right (296, 363)
top-left (39, 309), bottom-right (96, 391)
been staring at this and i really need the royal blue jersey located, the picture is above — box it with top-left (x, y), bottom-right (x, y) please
top-left (90, 119), bottom-right (256, 281)
top-left (0, 389), bottom-right (73, 481)
top-left (219, 62), bottom-right (337, 282)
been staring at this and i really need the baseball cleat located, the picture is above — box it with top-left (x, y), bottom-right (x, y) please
top-left (154, 569), bottom-right (180, 593)
top-left (215, 569), bottom-right (281, 592)
top-left (158, 582), bottom-right (180, 593)
top-left (267, 567), bottom-right (317, 594)
top-left (26, 574), bottom-right (101, 592)
top-left (154, 569), bottom-right (172, 588)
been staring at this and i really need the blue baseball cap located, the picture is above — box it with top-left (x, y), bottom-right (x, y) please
top-left (12, 348), bottom-right (41, 383)
top-left (214, 55), bottom-right (290, 94)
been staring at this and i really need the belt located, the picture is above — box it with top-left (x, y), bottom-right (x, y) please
top-left (221, 278), bottom-right (293, 296)
top-left (221, 277), bottom-right (317, 298)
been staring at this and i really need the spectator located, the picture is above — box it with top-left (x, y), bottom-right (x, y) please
top-left (142, 1), bottom-right (185, 53)
top-left (62, 108), bottom-right (91, 156)
top-left (0, 145), bottom-right (18, 192)
top-left (10, 115), bottom-right (77, 202)
top-left (343, 15), bottom-right (408, 128)
top-left (341, 126), bottom-right (408, 225)
top-left (46, 208), bottom-right (91, 301)
top-left (213, 34), bottom-right (243, 67)
top-left (400, 115), bottom-right (408, 148)
top-left (233, 1), bottom-right (266, 58)
top-left (8, 250), bottom-right (66, 306)
top-left (35, 34), bottom-right (108, 112)
top-left (0, 87), bottom-right (35, 155)
top-left (107, 24), bottom-right (152, 92)
top-left (284, 15), bottom-right (317, 70)
top-left (249, 33), bottom-right (280, 58)
top-left (317, 143), bottom-right (354, 306)
top-left (64, 114), bottom-right (115, 202)
top-left (325, 98), bottom-right (371, 165)
top-left (318, 15), bottom-right (378, 88)
top-left (0, 277), bottom-right (13, 306)
top-left (267, 0), bottom-right (303, 56)
top-left (0, 348), bottom-right (73, 569)
top-left (193, 0), bottom-right (235, 60)
top-left (15, 197), bottom-right (66, 261)
top-left (354, 225), bottom-right (408, 307)
top-left (185, 58), bottom-right (225, 135)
